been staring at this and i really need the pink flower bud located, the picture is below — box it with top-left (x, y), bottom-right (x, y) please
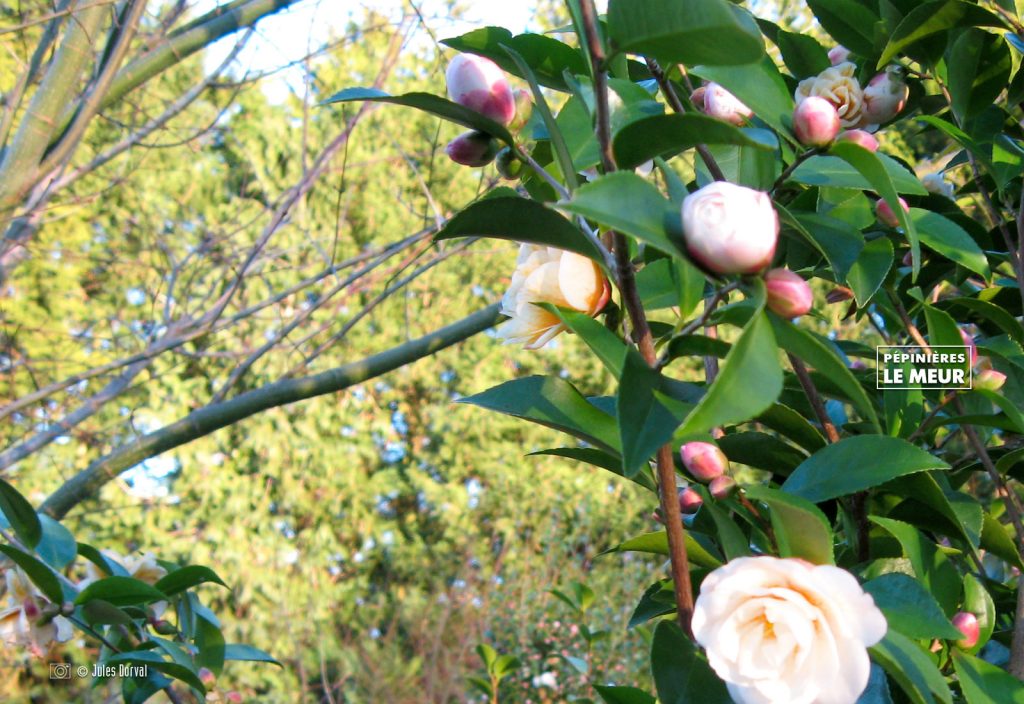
top-left (22, 597), bottom-right (40, 620)
top-left (952, 611), bottom-right (980, 649)
top-left (650, 510), bottom-right (664, 525)
top-left (198, 668), bottom-right (217, 688)
top-left (826, 286), bottom-right (854, 304)
top-left (678, 487), bottom-right (703, 515)
top-left (680, 441), bottom-right (729, 482)
top-left (828, 46), bottom-right (851, 65)
top-left (836, 129), bottom-right (879, 152)
top-left (225, 692), bottom-right (243, 704)
top-left (765, 268), bottom-right (813, 318)
top-left (507, 89), bottom-right (533, 133)
top-left (960, 328), bottom-right (978, 367)
top-left (682, 182), bottom-right (779, 274)
top-left (975, 369), bottom-right (1006, 392)
top-left (446, 54), bottom-right (516, 125)
top-left (794, 96), bottom-right (841, 147)
top-left (690, 86), bottom-right (707, 108)
top-left (875, 197), bottom-right (909, 227)
top-left (862, 67), bottom-right (908, 126)
top-left (445, 131), bottom-right (498, 167)
top-left (709, 475), bottom-right (737, 500)
top-left (703, 83), bottom-right (753, 126)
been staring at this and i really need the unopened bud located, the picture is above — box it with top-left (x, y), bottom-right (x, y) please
top-left (952, 611), bottom-right (980, 649)
top-left (960, 328), bottom-right (978, 367)
top-left (875, 197), bottom-right (909, 228)
top-left (975, 369), bottom-right (1005, 392)
top-left (690, 86), bottom-right (707, 108)
top-left (828, 46), bottom-right (850, 65)
top-left (152, 619), bottom-right (177, 635)
top-left (650, 510), bottom-right (664, 525)
top-left (22, 598), bottom-right (40, 621)
top-left (836, 129), bottom-right (879, 152)
top-left (826, 286), bottom-right (854, 304)
top-left (495, 147), bottom-right (522, 180)
top-left (507, 89), bottom-right (533, 133)
top-left (765, 268), bottom-right (813, 318)
top-left (678, 487), bottom-right (703, 515)
top-left (225, 692), bottom-right (243, 703)
top-left (862, 67), bottom-right (908, 126)
top-left (709, 475), bottom-right (737, 500)
top-left (703, 83), bottom-right (752, 126)
top-left (199, 667), bottom-right (217, 688)
top-left (446, 54), bottom-right (516, 125)
top-left (794, 97), bottom-right (840, 147)
top-left (680, 442), bottom-right (729, 482)
top-left (445, 131), bottom-right (498, 167)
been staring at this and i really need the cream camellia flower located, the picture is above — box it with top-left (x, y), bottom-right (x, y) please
top-left (693, 556), bottom-right (887, 704)
top-left (496, 245), bottom-right (609, 349)
top-left (681, 182), bottom-right (778, 274)
top-left (0, 567), bottom-right (72, 655)
top-left (795, 63), bottom-right (866, 129)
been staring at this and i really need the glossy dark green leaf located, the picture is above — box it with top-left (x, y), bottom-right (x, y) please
top-left (756, 404), bottom-right (827, 452)
top-left (613, 113), bottom-right (776, 170)
top-left (775, 30), bottom-right (830, 78)
top-left (651, 620), bottom-right (732, 704)
top-left (870, 631), bottom-right (953, 704)
top-left (0, 478), bottom-right (42, 548)
top-left (806, 0), bottom-right (879, 56)
top-left (223, 644), bottom-right (283, 667)
top-left (980, 513), bottom-right (1024, 570)
top-left (104, 651), bottom-right (206, 694)
top-left (77, 542), bottom-right (130, 577)
top-left (81, 599), bottom-right (134, 627)
top-left (196, 614), bottom-right (226, 675)
top-left (885, 472), bottom-right (982, 548)
top-left (74, 576), bottom-right (168, 607)
top-left (154, 565), bottom-right (228, 597)
top-left (460, 375), bottom-right (620, 452)
top-left (911, 208), bottom-right (990, 278)
top-left (0, 544), bottom-right (63, 604)
top-left (717, 431), bottom-right (806, 474)
top-left (636, 258), bottom-right (707, 316)
top-left (948, 29), bottom-right (1012, 123)
top-left (618, 352), bottom-right (691, 476)
top-left (940, 297), bottom-right (1024, 346)
top-left (529, 447), bottom-right (655, 491)
top-left (878, 1), bottom-right (1007, 67)
top-left (441, 27), bottom-right (587, 91)
top-left (847, 237), bottom-right (894, 307)
top-left (321, 88), bottom-right (513, 143)
top-left (789, 154), bottom-right (928, 195)
top-left (609, 530), bottom-right (723, 568)
top-left (436, 195), bottom-right (604, 263)
top-left (862, 573), bottom-right (962, 639)
top-left (870, 517), bottom-right (961, 614)
top-left (784, 209), bottom-right (864, 279)
top-left (782, 436), bottom-right (948, 502)
top-left (699, 131), bottom-right (781, 190)
top-left (744, 485), bottom-right (834, 564)
top-left (557, 96), bottom-right (601, 172)
top-left (594, 684), bottom-right (657, 704)
top-left (952, 650), bottom-right (1024, 703)
top-left (607, 0), bottom-right (765, 66)
top-left (691, 57), bottom-right (793, 135)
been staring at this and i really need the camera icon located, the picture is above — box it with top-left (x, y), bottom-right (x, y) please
top-left (49, 662), bottom-right (72, 680)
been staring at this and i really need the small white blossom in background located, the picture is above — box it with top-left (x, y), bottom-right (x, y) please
top-left (531, 671), bottom-right (557, 689)
top-left (922, 173), bottom-right (955, 198)
top-left (692, 556), bottom-right (886, 704)
top-left (0, 567), bottom-right (71, 656)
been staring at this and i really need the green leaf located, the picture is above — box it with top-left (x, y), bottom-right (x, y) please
top-left (608, 530), bottom-right (723, 568)
top-left (636, 258), bottom-right (706, 316)
top-left (744, 485), bottom-right (834, 564)
top-left (436, 195), bottom-right (604, 263)
top-left (77, 542), bottom-right (129, 577)
top-left (952, 650), bottom-right (1024, 703)
top-left (154, 565), bottom-right (228, 597)
top-left (782, 436), bottom-right (949, 502)
top-left (756, 403), bottom-right (827, 452)
top-left (885, 473), bottom-right (982, 548)
top-left (679, 310), bottom-right (783, 436)
top-left (717, 432), bottom-right (807, 475)
top-left (530, 447), bottom-right (656, 492)
top-left (697, 489), bottom-right (751, 560)
top-left (81, 599), bottom-right (134, 627)
top-left (948, 29), bottom-right (1012, 123)
top-left (0, 478), bottom-right (42, 549)
top-left (224, 644), bottom-right (282, 667)
top-left (783, 209), bottom-right (864, 280)
top-left (980, 512), bottom-right (1024, 570)
top-left (321, 88), bottom-right (513, 143)
top-left (560, 172), bottom-right (680, 259)
top-left (460, 376), bottom-right (620, 453)
top-left (870, 631), bottom-right (953, 704)
top-left (862, 573), bottom-right (962, 640)
top-left (961, 572), bottom-right (996, 654)
top-left (870, 517), bottom-right (961, 614)
top-left (594, 685), bottom-right (657, 704)
top-left (878, 0), bottom-right (1007, 67)
top-left (847, 237), bottom-right (894, 307)
top-left (691, 57), bottom-right (794, 135)
top-left (699, 130), bottom-right (781, 190)
top-left (630, 579), bottom-right (677, 627)
top-left (196, 614), bottom-right (226, 675)
top-left (0, 544), bottom-right (63, 604)
top-left (441, 27), bottom-right (587, 91)
top-left (74, 576), bottom-right (168, 607)
top-left (775, 30), bottom-right (830, 78)
top-left (790, 154), bottom-right (928, 195)
top-left (770, 315), bottom-right (881, 430)
top-left (613, 113), bottom-right (776, 170)
top-left (103, 651), bottom-right (206, 694)
top-left (911, 209), bottom-right (990, 278)
top-left (618, 352), bottom-right (689, 476)
top-left (35, 515), bottom-right (77, 570)
top-left (651, 620), bottom-right (732, 704)
top-left (806, 0), bottom-right (879, 56)
top-left (607, 0), bottom-right (765, 66)
top-left (976, 388), bottom-right (1024, 434)
top-left (940, 297), bottom-right (1024, 346)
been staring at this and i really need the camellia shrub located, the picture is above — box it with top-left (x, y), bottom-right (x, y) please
top-left (322, 0), bottom-right (1024, 701)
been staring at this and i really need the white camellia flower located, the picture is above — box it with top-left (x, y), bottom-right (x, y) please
top-left (496, 245), bottom-right (609, 350)
top-left (681, 182), bottom-right (778, 274)
top-left (795, 63), bottom-right (867, 129)
top-left (0, 567), bottom-right (72, 655)
top-left (922, 173), bottom-right (955, 199)
top-left (693, 556), bottom-right (887, 704)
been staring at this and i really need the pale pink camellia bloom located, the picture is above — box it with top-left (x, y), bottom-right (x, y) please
top-left (836, 129), bottom-right (879, 152)
top-left (765, 268), bottom-right (813, 318)
top-left (682, 182), bottom-right (779, 275)
top-left (793, 96), bottom-right (841, 147)
top-left (828, 45), bottom-right (851, 65)
top-left (975, 369), bottom-right (1007, 392)
top-left (960, 328), bottom-right (978, 367)
top-left (693, 556), bottom-right (887, 704)
top-left (678, 486), bottom-right (704, 515)
top-left (446, 54), bottom-right (516, 126)
top-left (680, 441), bottom-right (729, 483)
top-left (0, 567), bottom-right (72, 656)
top-left (952, 611), bottom-right (980, 649)
top-left (875, 197), bottom-right (910, 228)
top-left (862, 67), bottom-right (909, 127)
top-left (922, 173), bottom-right (955, 198)
top-left (795, 63), bottom-right (866, 129)
top-left (703, 83), bottom-right (753, 126)
top-left (444, 131), bottom-right (498, 167)
top-left (496, 245), bottom-right (610, 350)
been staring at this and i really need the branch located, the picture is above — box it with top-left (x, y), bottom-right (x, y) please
top-left (39, 304), bottom-right (503, 520)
